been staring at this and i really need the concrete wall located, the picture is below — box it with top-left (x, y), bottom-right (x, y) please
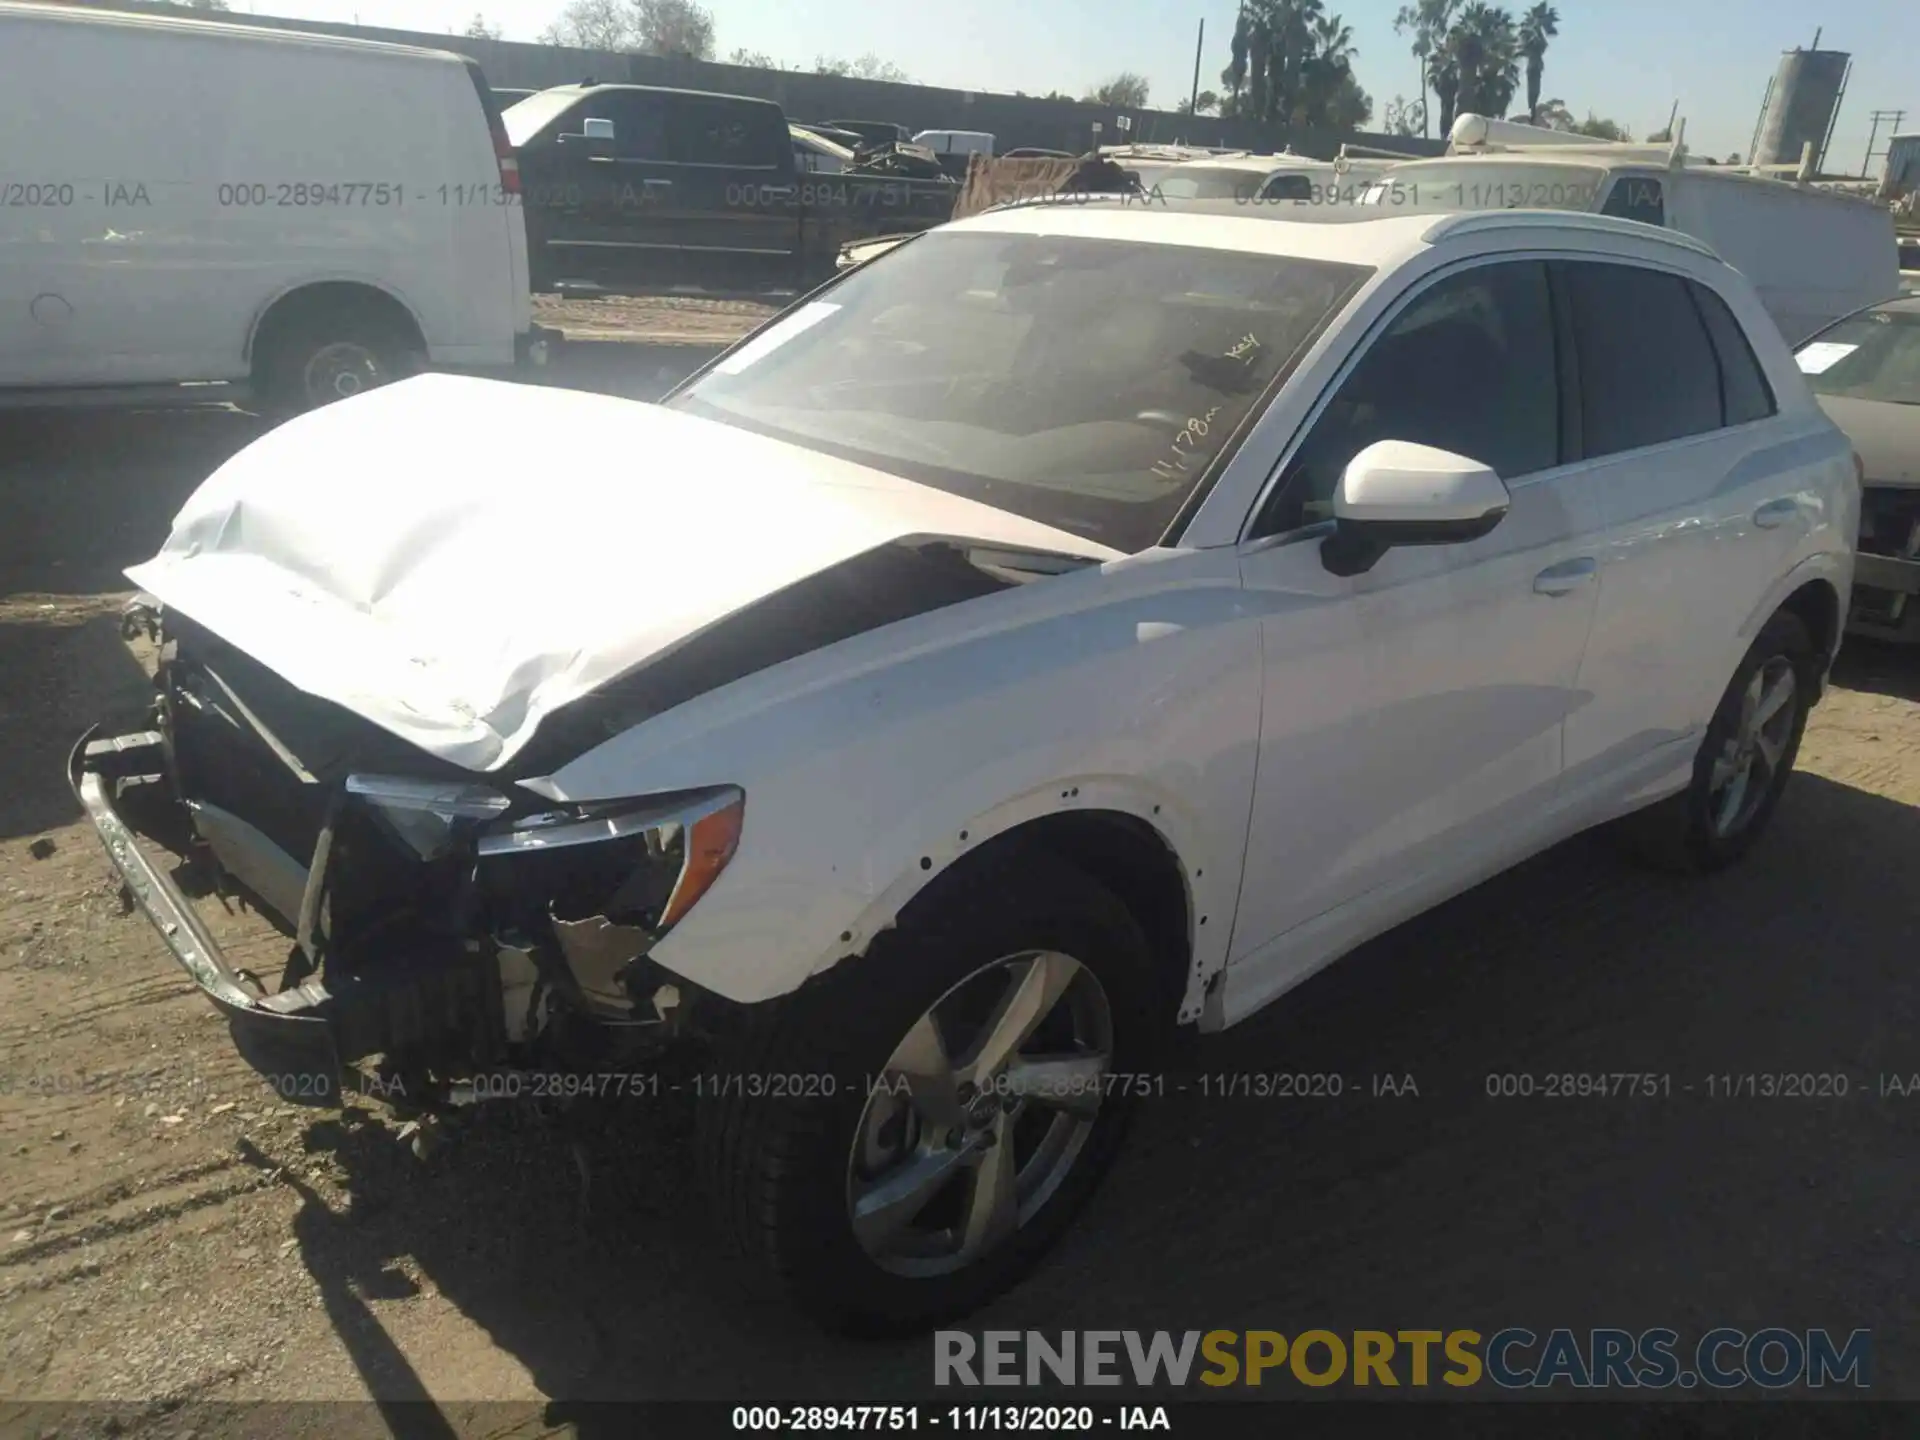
top-left (64, 0), bottom-right (1447, 163)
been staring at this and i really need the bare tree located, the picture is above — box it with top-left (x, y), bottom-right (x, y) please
top-left (464, 12), bottom-right (503, 38)
top-left (633, 0), bottom-right (714, 59)
top-left (728, 47), bottom-right (782, 68)
top-left (538, 0), bottom-right (634, 49)
top-left (813, 53), bottom-right (911, 82)
top-left (1085, 73), bottom-right (1151, 108)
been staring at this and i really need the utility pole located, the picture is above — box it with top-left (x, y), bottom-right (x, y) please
top-left (1864, 109), bottom-right (1906, 179)
top-left (1189, 17), bottom-right (1204, 118)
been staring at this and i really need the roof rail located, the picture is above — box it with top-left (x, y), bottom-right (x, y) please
top-left (1448, 112), bottom-right (1691, 169)
top-left (1421, 208), bottom-right (1722, 259)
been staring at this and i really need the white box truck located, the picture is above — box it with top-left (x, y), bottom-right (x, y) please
top-left (0, 2), bottom-right (548, 412)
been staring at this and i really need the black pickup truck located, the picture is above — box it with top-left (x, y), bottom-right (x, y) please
top-left (503, 84), bottom-right (958, 297)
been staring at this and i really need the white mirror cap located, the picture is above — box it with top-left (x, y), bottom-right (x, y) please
top-left (1334, 440), bottom-right (1512, 525)
top-left (583, 117), bottom-right (615, 141)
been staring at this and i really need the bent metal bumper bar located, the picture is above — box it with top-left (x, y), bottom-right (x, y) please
top-left (69, 726), bottom-right (345, 1106)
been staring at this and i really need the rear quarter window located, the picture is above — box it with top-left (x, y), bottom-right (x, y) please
top-left (1564, 261), bottom-right (1723, 457)
top-left (1688, 282), bottom-right (1778, 425)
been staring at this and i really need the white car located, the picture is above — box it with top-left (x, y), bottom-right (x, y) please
top-left (0, 1), bottom-right (540, 412)
top-left (76, 202), bottom-right (1857, 1332)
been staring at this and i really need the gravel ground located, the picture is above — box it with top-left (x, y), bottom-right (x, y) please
top-left (2, 350), bottom-right (1919, 1432)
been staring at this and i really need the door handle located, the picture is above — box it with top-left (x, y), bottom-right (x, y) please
top-left (1753, 497), bottom-right (1801, 530)
top-left (642, 177), bottom-right (674, 189)
top-left (1533, 556), bottom-right (1597, 595)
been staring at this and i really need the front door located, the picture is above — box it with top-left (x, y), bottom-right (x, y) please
top-left (527, 88), bottom-right (683, 292)
top-left (1230, 257), bottom-right (1606, 977)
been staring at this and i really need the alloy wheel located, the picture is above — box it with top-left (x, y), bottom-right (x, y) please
top-left (1707, 655), bottom-right (1798, 839)
top-left (846, 950), bottom-right (1114, 1279)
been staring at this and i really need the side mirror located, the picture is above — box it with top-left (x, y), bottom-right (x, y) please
top-left (582, 116), bottom-right (615, 153)
top-left (1320, 440), bottom-right (1510, 577)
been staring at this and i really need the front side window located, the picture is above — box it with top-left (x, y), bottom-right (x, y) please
top-left (1259, 260), bottom-right (1560, 535)
top-left (1565, 261), bottom-right (1722, 456)
top-left (1796, 306), bottom-right (1920, 405)
top-left (670, 231), bottom-right (1372, 554)
top-left (580, 91), bottom-right (667, 161)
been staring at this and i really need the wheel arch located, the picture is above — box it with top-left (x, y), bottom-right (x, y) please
top-left (892, 809), bottom-right (1199, 1030)
top-left (245, 278), bottom-right (428, 370)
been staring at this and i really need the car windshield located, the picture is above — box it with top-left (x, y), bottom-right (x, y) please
top-left (1797, 307), bottom-right (1920, 405)
top-left (1358, 161), bottom-right (1608, 213)
top-left (668, 230), bottom-right (1371, 553)
top-left (502, 90), bottom-right (578, 148)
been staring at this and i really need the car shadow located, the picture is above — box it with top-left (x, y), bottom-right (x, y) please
top-left (277, 770), bottom-right (1920, 1414)
top-left (0, 407), bottom-right (268, 596)
top-left (1832, 636), bottom-right (1920, 703)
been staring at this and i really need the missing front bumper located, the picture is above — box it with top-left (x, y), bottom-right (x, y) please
top-left (70, 727), bottom-right (347, 1105)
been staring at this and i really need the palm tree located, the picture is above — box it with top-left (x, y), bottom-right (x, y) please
top-left (1271, 0), bottom-right (1325, 126)
top-left (1517, 3), bottom-right (1558, 122)
top-left (1300, 13), bottom-right (1357, 128)
top-left (1447, 4), bottom-right (1520, 123)
top-left (1226, 8), bottom-right (1251, 110)
top-left (1393, 0), bottom-right (1459, 137)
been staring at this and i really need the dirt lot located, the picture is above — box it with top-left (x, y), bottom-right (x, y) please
top-left (3, 323), bottom-right (1920, 1429)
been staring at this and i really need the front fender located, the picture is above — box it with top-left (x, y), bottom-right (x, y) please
top-left (543, 548), bottom-right (1261, 1010)
top-left (813, 773), bottom-right (1231, 1025)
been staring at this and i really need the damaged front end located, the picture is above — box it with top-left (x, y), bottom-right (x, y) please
top-left (71, 605), bottom-right (741, 1110)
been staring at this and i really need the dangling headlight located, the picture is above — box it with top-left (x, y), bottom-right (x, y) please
top-left (475, 786), bottom-right (745, 1011)
top-left (475, 785), bottom-right (745, 933)
top-left (344, 773), bottom-right (513, 861)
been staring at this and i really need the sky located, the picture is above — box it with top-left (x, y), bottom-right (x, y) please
top-left (243, 0), bottom-right (1913, 172)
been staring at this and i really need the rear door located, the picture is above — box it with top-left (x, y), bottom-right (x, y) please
top-left (662, 93), bottom-right (801, 293)
top-left (1556, 260), bottom-right (1801, 795)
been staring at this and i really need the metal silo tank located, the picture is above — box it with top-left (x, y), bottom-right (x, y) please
top-left (1752, 48), bottom-right (1851, 171)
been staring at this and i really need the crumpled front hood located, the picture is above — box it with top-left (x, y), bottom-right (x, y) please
top-left (128, 374), bottom-right (1117, 772)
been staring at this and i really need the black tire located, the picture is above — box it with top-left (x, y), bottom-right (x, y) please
top-left (696, 850), bottom-right (1164, 1335)
top-left (1618, 610), bottom-right (1817, 874)
top-left (254, 303), bottom-right (417, 416)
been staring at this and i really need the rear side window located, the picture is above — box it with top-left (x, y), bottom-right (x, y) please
top-left (1688, 282), bottom-right (1777, 424)
top-left (1564, 262), bottom-right (1721, 457)
top-left (1600, 176), bottom-right (1665, 227)
top-left (670, 97), bottom-right (778, 166)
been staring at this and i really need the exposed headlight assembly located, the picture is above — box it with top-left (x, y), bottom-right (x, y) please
top-left (475, 785), bottom-right (745, 1012)
top-left (344, 774), bottom-right (513, 861)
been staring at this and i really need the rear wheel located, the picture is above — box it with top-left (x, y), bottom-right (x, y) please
top-left (696, 852), bottom-right (1162, 1334)
top-left (254, 301), bottom-right (419, 415)
top-left (1620, 610), bottom-right (1816, 873)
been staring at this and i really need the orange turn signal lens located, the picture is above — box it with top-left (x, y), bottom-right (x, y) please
top-left (659, 794), bottom-right (745, 929)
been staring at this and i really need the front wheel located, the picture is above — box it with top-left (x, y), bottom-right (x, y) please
top-left (1619, 610), bottom-right (1817, 873)
top-left (696, 852), bottom-right (1162, 1334)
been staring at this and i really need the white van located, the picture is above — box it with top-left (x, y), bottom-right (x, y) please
top-left (0, 2), bottom-right (539, 412)
top-left (911, 129), bottom-right (996, 158)
top-left (1360, 115), bottom-right (1901, 345)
